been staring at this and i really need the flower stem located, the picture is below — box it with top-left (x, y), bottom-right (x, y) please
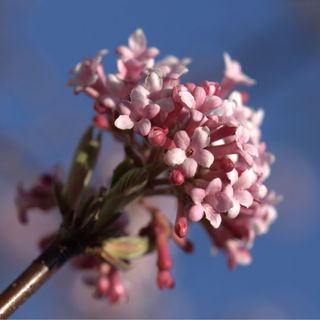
top-left (0, 237), bottom-right (79, 319)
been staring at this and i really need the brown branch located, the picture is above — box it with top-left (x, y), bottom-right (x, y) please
top-left (0, 238), bottom-right (79, 319)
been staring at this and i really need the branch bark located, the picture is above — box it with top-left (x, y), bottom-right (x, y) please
top-left (0, 238), bottom-right (79, 319)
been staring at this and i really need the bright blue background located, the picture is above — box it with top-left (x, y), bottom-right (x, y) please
top-left (0, 0), bottom-right (320, 318)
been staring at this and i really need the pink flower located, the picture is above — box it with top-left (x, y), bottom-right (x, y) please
top-left (15, 171), bottom-right (59, 223)
top-left (188, 178), bottom-right (233, 228)
top-left (68, 49), bottom-right (108, 93)
top-left (223, 53), bottom-right (256, 86)
top-left (226, 169), bottom-right (257, 218)
top-left (114, 85), bottom-right (160, 136)
top-left (116, 29), bottom-right (159, 81)
top-left (164, 127), bottom-right (214, 177)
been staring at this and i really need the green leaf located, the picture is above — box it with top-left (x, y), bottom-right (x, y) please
top-left (102, 236), bottom-right (152, 260)
top-left (111, 158), bottom-right (135, 187)
top-left (63, 126), bottom-right (102, 207)
top-left (96, 167), bottom-right (149, 228)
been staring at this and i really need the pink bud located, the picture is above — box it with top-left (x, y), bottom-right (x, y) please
top-left (148, 126), bottom-right (168, 147)
top-left (174, 199), bottom-right (188, 238)
top-left (157, 270), bottom-right (175, 289)
top-left (93, 114), bottom-right (109, 131)
top-left (170, 169), bottom-right (185, 185)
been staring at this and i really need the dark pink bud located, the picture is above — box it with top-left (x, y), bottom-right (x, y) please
top-left (174, 200), bottom-right (188, 238)
top-left (148, 126), bottom-right (168, 147)
top-left (93, 114), bottom-right (109, 131)
top-left (170, 169), bottom-right (185, 185)
top-left (156, 232), bottom-right (173, 271)
top-left (157, 270), bottom-right (175, 290)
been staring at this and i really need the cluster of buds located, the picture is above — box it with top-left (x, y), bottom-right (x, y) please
top-left (16, 29), bottom-right (280, 303)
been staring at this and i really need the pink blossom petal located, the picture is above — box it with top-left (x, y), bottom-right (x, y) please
top-left (180, 90), bottom-right (195, 109)
top-left (199, 96), bottom-right (223, 114)
top-left (206, 178), bottom-right (222, 195)
top-left (134, 119), bottom-right (151, 136)
top-left (174, 130), bottom-right (190, 150)
top-left (191, 126), bottom-right (210, 149)
top-left (143, 103), bottom-right (160, 119)
top-left (236, 126), bottom-right (250, 144)
top-left (164, 148), bottom-right (186, 166)
top-left (190, 188), bottom-right (206, 204)
top-left (114, 115), bottom-right (134, 130)
top-left (235, 190), bottom-right (253, 208)
top-left (181, 158), bottom-right (198, 177)
top-left (145, 72), bottom-right (163, 92)
top-left (203, 204), bottom-right (222, 228)
top-left (189, 204), bottom-right (204, 221)
top-left (228, 200), bottom-right (240, 218)
top-left (227, 169), bottom-right (238, 185)
top-left (129, 29), bottom-right (146, 53)
top-left (234, 169), bottom-right (256, 190)
top-left (193, 86), bottom-right (206, 107)
top-left (130, 85), bottom-right (149, 109)
top-left (193, 149), bottom-right (214, 168)
top-left (207, 192), bottom-right (233, 213)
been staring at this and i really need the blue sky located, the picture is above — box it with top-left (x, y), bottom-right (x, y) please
top-left (0, 0), bottom-right (320, 318)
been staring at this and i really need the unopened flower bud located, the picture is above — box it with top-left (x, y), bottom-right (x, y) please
top-left (170, 169), bottom-right (185, 185)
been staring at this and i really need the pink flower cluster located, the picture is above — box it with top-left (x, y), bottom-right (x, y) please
top-left (15, 29), bottom-right (279, 304)
top-left (69, 29), bottom-right (278, 264)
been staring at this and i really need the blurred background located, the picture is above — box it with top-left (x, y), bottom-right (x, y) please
top-left (0, 0), bottom-right (320, 318)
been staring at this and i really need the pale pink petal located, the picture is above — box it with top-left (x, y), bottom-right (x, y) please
top-left (174, 130), bottom-right (190, 150)
top-left (199, 96), bottom-right (222, 114)
top-left (234, 169), bottom-right (256, 190)
top-left (243, 143), bottom-right (258, 157)
top-left (180, 90), bottom-right (195, 109)
top-left (236, 126), bottom-right (250, 144)
top-left (206, 178), bottom-right (222, 195)
top-left (191, 126), bottom-right (210, 149)
top-left (193, 149), bottom-right (214, 168)
top-left (189, 204), bottom-right (204, 222)
top-left (190, 188), bottom-right (206, 204)
top-left (203, 204), bottom-right (222, 228)
top-left (193, 86), bottom-right (206, 107)
top-left (144, 72), bottom-right (163, 92)
top-left (164, 148), bottom-right (186, 166)
top-left (207, 192), bottom-right (233, 213)
top-left (226, 169), bottom-right (238, 185)
top-left (129, 29), bottom-right (146, 53)
top-left (114, 115), bottom-right (134, 130)
top-left (143, 103), bottom-right (160, 119)
top-left (223, 184), bottom-right (234, 198)
top-left (181, 158), bottom-right (198, 177)
top-left (134, 119), bottom-right (151, 136)
top-left (130, 85), bottom-right (149, 109)
top-left (235, 190), bottom-right (253, 208)
top-left (228, 200), bottom-right (240, 218)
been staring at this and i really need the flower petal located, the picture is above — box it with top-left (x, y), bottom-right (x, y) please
top-left (234, 169), bottom-right (256, 190)
top-left (114, 115), bottom-right (134, 130)
top-left (164, 148), bottom-right (186, 166)
top-left (203, 204), bottom-right (222, 228)
top-left (190, 188), bottom-right (206, 204)
top-left (193, 149), bottom-right (214, 168)
top-left (189, 204), bottom-right (204, 222)
top-left (174, 130), bottom-right (190, 150)
top-left (228, 200), bottom-right (240, 218)
top-left (180, 90), bottom-right (195, 109)
top-left (134, 119), bottom-right (151, 136)
top-left (129, 29), bottom-right (146, 53)
top-left (130, 85), bottom-right (149, 110)
top-left (235, 190), bottom-right (253, 208)
top-left (191, 126), bottom-right (210, 149)
top-left (206, 178), bottom-right (222, 195)
top-left (181, 158), bottom-right (198, 177)
top-left (143, 103), bottom-right (160, 119)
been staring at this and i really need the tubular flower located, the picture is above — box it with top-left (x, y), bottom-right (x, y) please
top-left (16, 29), bottom-right (279, 305)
